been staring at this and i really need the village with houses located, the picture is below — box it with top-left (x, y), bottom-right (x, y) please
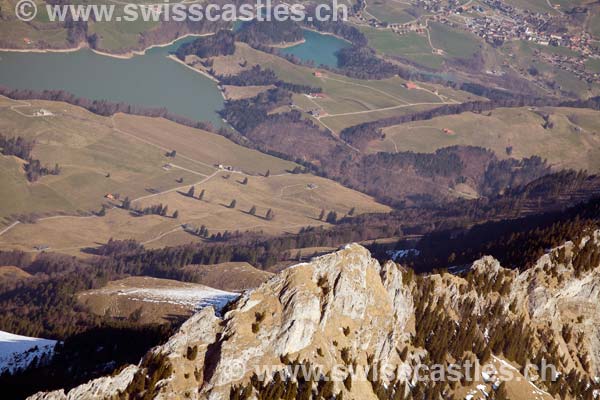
top-left (353, 0), bottom-right (599, 86)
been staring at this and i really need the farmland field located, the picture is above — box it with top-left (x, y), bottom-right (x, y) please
top-left (589, 10), bottom-right (600, 39)
top-left (0, 171), bottom-right (390, 253)
top-left (501, 40), bottom-right (600, 98)
top-left (428, 22), bottom-right (481, 61)
top-left (368, 107), bottom-right (600, 172)
top-left (196, 42), bottom-right (480, 132)
top-left (0, 98), bottom-right (294, 225)
top-left (0, 0), bottom-right (197, 52)
top-left (503, 0), bottom-right (558, 13)
top-left (0, 97), bottom-right (389, 253)
top-left (360, 27), bottom-right (444, 70)
top-left (318, 103), bottom-right (447, 133)
top-left (364, 0), bottom-right (427, 24)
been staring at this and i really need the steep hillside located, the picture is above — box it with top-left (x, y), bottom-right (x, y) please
top-left (0, 331), bottom-right (56, 375)
top-left (30, 233), bottom-right (600, 399)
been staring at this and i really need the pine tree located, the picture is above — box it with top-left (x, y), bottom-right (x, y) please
top-left (187, 186), bottom-right (195, 197)
top-left (265, 209), bottom-right (274, 220)
top-left (122, 197), bottom-right (131, 210)
top-left (199, 189), bottom-right (205, 201)
top-left (495, 382), bottom-right (509, 400)
top-left (229, 199), bottom-right (237, 209)
top-left (326, 211), bottom-right (338, 224)
top-left (249, 205), bottom-right (257, 215)
top-left (343, 375), bottom-right (352, 391)
top-left (348, 207), bottom-right (355, 216)
top-left (173, 210), bottom-right (179, 219)
top-left (242, 177), bottom-right (248, 185)
top-left (265, 169), bottom-right (271, 177)
top-left (319, 209), bottom-right (325, 220)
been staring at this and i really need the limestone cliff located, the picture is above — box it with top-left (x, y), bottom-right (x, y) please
top-left (29, 234), bottom-right (600, 400)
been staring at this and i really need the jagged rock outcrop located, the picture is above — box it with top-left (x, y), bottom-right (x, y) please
top-left (29, 234), bottom-right (600, 400)
top-left (27, 365), bottom-right (138, 400)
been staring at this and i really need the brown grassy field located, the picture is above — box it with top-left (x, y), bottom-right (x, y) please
top-left (77, 276), bottom-right (238, 324)
top-left (0, 171), bottom-right (390, 253)
top-left (0, 97), bottom-right (390, 254)
top-left (222, 85), bottom-right (275, 100)
top-left (0, 266), bottom-right (31, 284)
top-left (181, 262), bottom-right (273, 291)
top-left (370, 107), bottom-right (600, 172)
top-left (191, 42), bottom-right (481, 133)
top-left (0, 97), bottom-right (295, 227)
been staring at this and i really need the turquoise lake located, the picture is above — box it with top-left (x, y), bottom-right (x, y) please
top-left (0, 30), bottom-right (349, 123)
top-left (280, 29), bottom-right (350, 68)
top-left (0, 37), bottom-right (224, 125)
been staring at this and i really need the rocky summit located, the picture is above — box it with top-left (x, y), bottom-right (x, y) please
top-left (29, 234), bottom-right (600, 400)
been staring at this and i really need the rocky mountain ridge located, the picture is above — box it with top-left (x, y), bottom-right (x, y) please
top-left (29, 232), bottom-right (600, 400)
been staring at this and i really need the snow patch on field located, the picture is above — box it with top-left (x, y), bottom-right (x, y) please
top-left (0, 330), bottom-right (56, 374)
top-left (115, 286), bottom-right (238, 311)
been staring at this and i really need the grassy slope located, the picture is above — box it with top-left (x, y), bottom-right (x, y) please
top-left (206, 43), bottom-right (478, 132)
top-left (370, 107), bottom-right (600, 172)
top-left (428, 21), bottom-right (481, 61)
top-left (364, 0), bottom-right (426, 24)
top-left (0, 97), bottom-right (390, 253)
top-left (589, 10), bottom-right (600, 39)
top-left (181, 262), bottom-right (273, 291)
top-left (1, 0), bottom-right (164, 52)
top-left (0, 99), bottom-right (215, 223)
top-left (77, 276), bottom-right (232, 324)
top-left (503, 0), bottom-right (557, 13)
top-left (0, 170), bottom-right (390, 253)
top-left (0, 97), bottom-right (294, 222)
top-left (360, 27), bottom-right (444, 70)
top-left (501, 40), bottom-right (599, 98)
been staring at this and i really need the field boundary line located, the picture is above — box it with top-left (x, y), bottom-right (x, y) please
top-left (322, 101), bottom-right (453, 118)
top-left (132, 170), bottom-right (219, 203)
top-left (111, 116), bottom-right (217, 170)
top-left (0, 221), bottom-right (20, 237)
top-left (321, 76), bottom-right (411, 105)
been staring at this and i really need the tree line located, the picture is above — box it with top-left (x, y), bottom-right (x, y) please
top-left (218, 65), bottom-right (322, 94)
top-left (339, 96), bottom-right (600, 150)
top-left (0, 134), bottom-right (61, 182)
top-left (218, 86), bottom-right (557, 208)
top-left (406, 189), bottom-right (600, 272)
top-left (236, 19), bottom-right (304, 47)
top-left (0, 87), bottom-right (218, 134)
top-left (1, 176), bottom-right (599, 342)
top-left (175, 29), bottom-right (236, 59)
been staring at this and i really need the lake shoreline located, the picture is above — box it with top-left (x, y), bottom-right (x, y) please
top-left (0, 33), bottom-right (214, 60)
top-left (167, 55), bottom-right (220, 84)
top-left (268, 38), bottom-right (307, 49)
top-left (302, 27), bottom-right (353, 44)
top-left (167, 55), bottom-right (226, 100)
